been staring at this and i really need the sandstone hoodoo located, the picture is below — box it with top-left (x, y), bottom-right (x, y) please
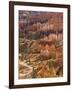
top-left (19, 11), bottom-right (63, 79)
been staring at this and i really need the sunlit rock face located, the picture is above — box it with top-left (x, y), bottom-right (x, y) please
top-left (19, 11), bottom-right (63, 79)
top-left (57, 33), bottom-right (63, 41)
top-left (19, 62), bottom-right (33, 79)
top-left (40, 49), bottom-right (49, 57)
top-left (48, 34), bottom-right (57, 41)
